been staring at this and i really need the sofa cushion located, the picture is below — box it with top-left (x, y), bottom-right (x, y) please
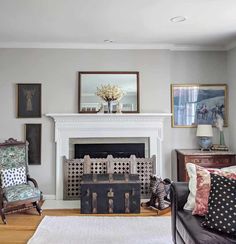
top-left (177, 210), bottom-right (236, 244)
top-left (4, 184), bottom-right (41, 202)
top-left (203, 174), bottom-right (236, 235)
top-left (193, 165), bottom-right (236, 216)
top-left (184, 163), bottom-right (236, 212)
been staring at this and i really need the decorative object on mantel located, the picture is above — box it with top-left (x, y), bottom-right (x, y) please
top-left (171, 84), bottom-right (227, 127)
top-left (196, 124), bottom-right (213, 151)
top-left (95, 84), bottom-right (125, 113)
top-left (78, 71), bottom-right (140, 113)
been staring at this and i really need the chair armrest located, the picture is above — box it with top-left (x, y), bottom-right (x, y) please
top-left (170, 182), bottom-right (189, 244)
top-left (0, 187), bottom-right (4, 207)
top-left (27, 176), bottom-right (39, 188)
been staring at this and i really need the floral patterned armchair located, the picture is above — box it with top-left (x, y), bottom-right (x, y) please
top-left (0, 138), bottom-right (42, 224)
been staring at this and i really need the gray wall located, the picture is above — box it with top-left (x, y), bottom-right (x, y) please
top-left (0, 48), bottom-right (228, 195)
top-left (227, 47), bottom-right (236, 152)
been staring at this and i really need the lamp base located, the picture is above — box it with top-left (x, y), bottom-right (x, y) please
top-left (198, 137), bottom-right (212, 151)
top-left (200, 147), bottom-right (211, 151)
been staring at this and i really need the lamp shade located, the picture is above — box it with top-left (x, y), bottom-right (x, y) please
top-left (196, 124), bottom-right (213, 137)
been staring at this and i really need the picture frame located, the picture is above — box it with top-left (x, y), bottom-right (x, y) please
top-left (171, 84), bottom-right (228, 128)
top-left (25, 124), bottom-right (41, 165)
top-left (17, 83), bottom-right (41, 118)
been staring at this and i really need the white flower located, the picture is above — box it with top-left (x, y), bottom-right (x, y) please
top-left (215, 114), bottom-right (224, 131)
top-left (95, 84), bottom-right (125, 102)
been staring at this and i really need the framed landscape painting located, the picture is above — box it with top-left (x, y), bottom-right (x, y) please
top-left (171, 84), bottom-right (227, 128)
top-left (17, 83), bottom-right (41, 118)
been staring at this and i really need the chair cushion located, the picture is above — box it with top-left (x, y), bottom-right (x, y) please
top-left (4, 184), bottom-right (41, 202)
top-left (1, 167), bottom-right (27, 187)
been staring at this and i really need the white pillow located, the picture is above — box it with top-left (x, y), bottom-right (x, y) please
top-left (184, 163), bottom-right (197, 210)
top-left (222, 165), bottom-right (236, 173)
top-left (183, 163), bottom-right (236, 211)
top-left (1, 167), bottom-right (26, 188)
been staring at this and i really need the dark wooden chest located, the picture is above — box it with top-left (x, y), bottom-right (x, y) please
top-left (81, 174), bottom-right (140, 214)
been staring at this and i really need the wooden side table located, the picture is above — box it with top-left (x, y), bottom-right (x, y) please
top-left (176, 149), bottom-right (236, 181)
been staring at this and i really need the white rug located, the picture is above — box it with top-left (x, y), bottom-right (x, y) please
top-left (28, 216), bottom-right (172, 244)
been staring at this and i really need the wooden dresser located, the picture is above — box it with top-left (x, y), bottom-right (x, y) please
top-left (176, 149), bottom-right (236, 181)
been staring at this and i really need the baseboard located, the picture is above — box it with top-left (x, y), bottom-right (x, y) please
top-left (43, 194), bottom-right (56, 200)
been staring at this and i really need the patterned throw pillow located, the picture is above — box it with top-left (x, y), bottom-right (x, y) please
top-left (184, 163), bottom-right (236, 212)
top-left (202, 174), bottom-right (236, 235)
top-left (192, 165), bottom-right (236, 216)
top-left (1, 167), bottom-right (27, 187)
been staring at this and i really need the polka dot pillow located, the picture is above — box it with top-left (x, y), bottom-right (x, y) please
top-left (202, 173), bottom-right (236, 235)
top-left (0, 167), bottom-right (27, 187)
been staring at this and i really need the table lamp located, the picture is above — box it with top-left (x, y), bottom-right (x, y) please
top-left (196, 124), bottom-right (213, 151)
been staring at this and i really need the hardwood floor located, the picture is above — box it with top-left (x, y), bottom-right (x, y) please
top-left (0, 207), bottom-right (170, 244)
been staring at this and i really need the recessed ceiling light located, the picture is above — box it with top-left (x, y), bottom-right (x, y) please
top-left (104, 39), bottom-right (114, 43)
top-left (170, 16), bottom-right (186, 23)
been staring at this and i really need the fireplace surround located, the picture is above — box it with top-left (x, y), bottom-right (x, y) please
top-left (46, 113), bottom-right (172, 200)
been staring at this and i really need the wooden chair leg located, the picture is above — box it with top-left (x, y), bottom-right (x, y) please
top-left (0, 209), bottom-right (7, 224)
top-left (34, 201), bottom-right (42, 216)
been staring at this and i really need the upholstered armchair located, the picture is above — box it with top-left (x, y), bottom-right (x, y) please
top-left (0, 138), bottom-right (42, 224)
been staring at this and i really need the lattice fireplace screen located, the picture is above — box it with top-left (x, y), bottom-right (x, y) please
top-left (63, 155), bottom-right (156, 200)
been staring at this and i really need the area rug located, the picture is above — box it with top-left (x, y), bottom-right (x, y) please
top-left (28, 216), bottom-right (172, 244)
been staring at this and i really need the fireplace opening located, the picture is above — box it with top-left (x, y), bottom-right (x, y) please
top-left (75, 143), bottom-right (145, 158)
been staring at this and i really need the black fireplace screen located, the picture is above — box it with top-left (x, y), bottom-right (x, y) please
top-left (75, 143), bottom-right (145, 159)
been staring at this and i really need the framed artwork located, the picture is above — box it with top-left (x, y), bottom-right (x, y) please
top-left (171, 84), bottom-right (228, 128)
top-left (25, 124), bottom-right (41, 165)
top-left (17, 84), bottom-right (41, 118)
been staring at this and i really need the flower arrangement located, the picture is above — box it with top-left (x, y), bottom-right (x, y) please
top-left (95, 84), bottom-right (125, 102)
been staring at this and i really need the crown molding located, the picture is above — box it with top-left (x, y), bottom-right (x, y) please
top-left (0, 42), bottom-right (228, 51)
top-left (170, 44), bottom-right (225, 51)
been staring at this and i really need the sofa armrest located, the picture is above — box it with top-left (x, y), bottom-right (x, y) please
top-left (171, 182), bottom-right (189, 211)
top-left (170, 182), bottom-right (189, 244)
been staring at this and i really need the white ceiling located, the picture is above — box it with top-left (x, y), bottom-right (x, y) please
top-left (0, 0), bottom-right (236, 50)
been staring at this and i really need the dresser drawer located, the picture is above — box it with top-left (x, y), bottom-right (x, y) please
top-left (176, 149), bottom-right (236, 182)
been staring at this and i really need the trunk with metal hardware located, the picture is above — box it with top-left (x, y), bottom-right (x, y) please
top-left (81, 174), bottom-right (140, 214)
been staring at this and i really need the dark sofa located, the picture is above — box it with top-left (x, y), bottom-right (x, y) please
top-left (170, 182), bottom-right (236, 244)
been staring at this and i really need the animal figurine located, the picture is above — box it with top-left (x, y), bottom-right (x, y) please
top-left (143, 175), bottom-right (171, 210)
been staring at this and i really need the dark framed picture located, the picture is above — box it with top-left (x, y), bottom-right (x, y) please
top-left (25, 124), bottom-right (41, 165)
top-left (17, 84), bottom-right (41, 118)
top-left (171, 84), bottom-right (228, 127)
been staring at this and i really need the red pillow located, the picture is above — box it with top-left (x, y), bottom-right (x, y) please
top-left (192, 165), bottom-right (236, 216)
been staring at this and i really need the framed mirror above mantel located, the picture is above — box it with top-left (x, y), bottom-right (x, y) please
top-left (78, 71), bottom-right (140, 113)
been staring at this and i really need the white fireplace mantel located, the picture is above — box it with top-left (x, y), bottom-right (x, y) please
top-left (46, 113), bottom-right (172, 200)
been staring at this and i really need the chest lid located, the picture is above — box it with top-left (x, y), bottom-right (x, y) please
top-left (81, 173), bottom-right (140, 184)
